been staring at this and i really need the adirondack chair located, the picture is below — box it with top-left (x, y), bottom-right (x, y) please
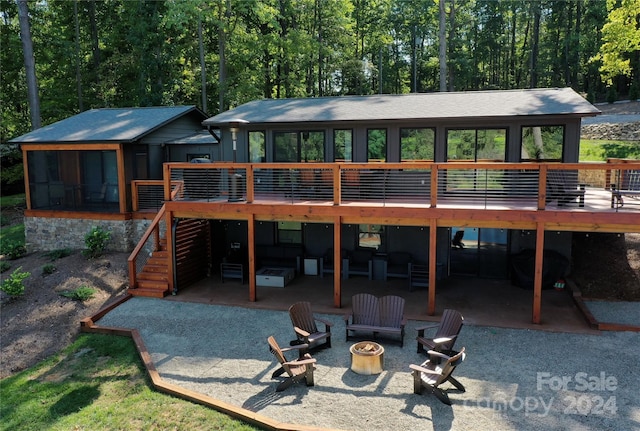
top-left (288, 301), bottom-right (333, 351)
top-left (416, 309), bottom-right (464, 356)
top-left (546, 170), bottom-right (585, 207)
top-left (344, 293), bottom-right (406, 346)
top-left (410, 347), bottom-right (466, 405)
top-left (267, 336), bottom-right (317, 392)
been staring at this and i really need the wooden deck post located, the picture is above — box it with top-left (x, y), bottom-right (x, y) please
top-left (428, 218), bottom-right (437, 315)
top-left (165, 209), bottom-right (175, 294)
top-left (333, 216), bottom-right (342, 308)
top-left (248, 214), bottom-right (256, 302)
top-left (532, 223), bottom-right (545, 323)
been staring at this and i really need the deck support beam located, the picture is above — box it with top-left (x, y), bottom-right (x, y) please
top-left (532, 223), bottom-right (545, 324)
top-left (166, 210), bottom-right (175, 294)
top-left (427, 218), bottom-right (437, 315)
top-left (333, 216), bottom-right (342, 308)
top-left (248, 214), bottom-right (256, 302)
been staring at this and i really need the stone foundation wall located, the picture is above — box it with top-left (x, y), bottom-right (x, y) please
top-left (24, 217), bottom-right (162, 253)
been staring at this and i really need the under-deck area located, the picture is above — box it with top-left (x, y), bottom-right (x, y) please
top-left (166, 272), bottom-right (597, 334)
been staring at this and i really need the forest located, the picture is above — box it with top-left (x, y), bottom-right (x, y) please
top-left (1, 0), bottom-right (639, 145)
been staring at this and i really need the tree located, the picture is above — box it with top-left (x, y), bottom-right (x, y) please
top-left (592, 0), bottom-right (640, 84)
top-left (16, 0), bottom-right (40, 130)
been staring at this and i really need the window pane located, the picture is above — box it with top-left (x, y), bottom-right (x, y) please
top-left (359, 224), bottom-right (383, 250)
top-left (447, 129), bottom-right (505, 161)
top-left (274, 132), bottom-right (298, 162)
top-left (521, 126), bottom-right (564, 161)
top-left (476, 129), bottom-right (506, 160)
top-left (367, 129), bottom-right (386, 162)
top-left (249, 131), bottom-right (266, 162)
top-left (400, 128), bottom-right (435, 160)
top-left (334, 129), bottom-right (353, 162)
top-left (277, 221), bottom-right (302, 244)
top-left (301, 131), bottom-right (324, 162)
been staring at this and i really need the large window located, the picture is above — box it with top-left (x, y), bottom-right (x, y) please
top-left (334, 129), bottom-right (353, 162)
top-left (400, 128), bottom-right (435, 161)
top-left (447, 129), bottom-right (506, 161)
top-left (521, 126), bottom-right (564, 161)
top-left (274, 131), bottom-right (325, 162)
top-left (249, 131), bottom-right (266, 162)
top-left (367, 129), bottom-right (386, 162)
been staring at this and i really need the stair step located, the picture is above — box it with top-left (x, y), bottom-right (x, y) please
top-left (129, 287), bottom-right (169, 298)
top-left (136, 279), bottom-right (169, 290)
top-left (137, 272), bottom-right (169, 282)
top-left (142, 264), bottom-right (168, 274)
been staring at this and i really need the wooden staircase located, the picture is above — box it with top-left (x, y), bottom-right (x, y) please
top-left (129, 241), bottom-right (171, 298)
top-left (128, 218), bottom-right (211, 298)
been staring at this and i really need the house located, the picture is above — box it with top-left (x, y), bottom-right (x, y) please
top-left (10, 106), bottom-right (211, 251)
top-left (13, 89), bottom-right (640, 323)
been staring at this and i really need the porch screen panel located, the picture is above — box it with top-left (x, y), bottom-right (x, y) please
top-left (521, 126), bottom-right (564, 161)
top-left (400, 128), bottom-right (435, 161)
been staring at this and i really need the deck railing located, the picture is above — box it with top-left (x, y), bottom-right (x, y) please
top-left (146, 161), bottom-right (640, 212)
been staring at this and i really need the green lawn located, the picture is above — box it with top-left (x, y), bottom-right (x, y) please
top-left (579, 139), bottom-right (640, 161)
top-left (0, 333), bottom-right (258, 431)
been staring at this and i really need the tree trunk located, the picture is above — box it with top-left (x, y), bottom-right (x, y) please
top-left (74, 0), bottom-right (83, 111)
top-left (447, 0), bottom-right (456, 91)
top-left (529, 1), bottom-right (541, 88)
top-left (198, 14), bottom-right (207, 114)
top-left (438, 0), bottom-right (447, 92)
top-left (17, 0), bottom-right (40, 130)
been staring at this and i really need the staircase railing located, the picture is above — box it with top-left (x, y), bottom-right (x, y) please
top-left (128, 204), bottom-right (166, 290)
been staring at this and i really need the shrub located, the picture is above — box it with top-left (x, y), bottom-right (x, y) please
top-left (59, 285), bottom-right (96, 301)
top-left (0, 267), bottom-right (30, 296)
top-left (41, 263), bottom-right (57, 276)
top-left (45, 248), bottom-right (73, 261)
top-left (0, 261), bottom-right (10, 273)
top-left (82, 226), bottom-right (111, 258)
top-left (0, 241), bottom-right (27, 260)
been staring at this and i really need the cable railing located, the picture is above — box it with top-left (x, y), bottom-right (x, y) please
top-left (146, 161), bottom-right (640, 213)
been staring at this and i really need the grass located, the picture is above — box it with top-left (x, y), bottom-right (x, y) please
top-left (0, 333), bottom-right (259, 431)
top-left (0, 194), bottom-right (25, 248)
top-left (579, 139), bottom-right (640, 161)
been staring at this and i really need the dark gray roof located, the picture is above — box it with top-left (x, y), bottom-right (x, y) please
top-left (10, 106), bottom-right (205, 143)
top-left (166, 130), bottom-right (218, 145)
top-left (203, 88), bottom-right (600, 127)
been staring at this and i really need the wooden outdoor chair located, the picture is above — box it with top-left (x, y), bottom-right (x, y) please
top-left (288, 301), bottom-right (333, 351)
top-left (546, 170), bottom-right (585, 207)
top-left (416, 309), bottom-right (463, 356)
top-left (267, 336), bottom-right (317, 392)
top-left (345, 293), bottom-right (406, 346)
top-left (410, 347), bottom-right (466, 405)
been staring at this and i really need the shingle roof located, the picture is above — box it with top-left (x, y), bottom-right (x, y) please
top-left (10, 106), bottom-right (205, 143)
top-left (166, 130), bottom-right (218, 145)
top-left (202, 88), bottom-right (600, 126)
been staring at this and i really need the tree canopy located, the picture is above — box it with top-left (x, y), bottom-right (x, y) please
top-left (1, 0), bottom-right (637, 143)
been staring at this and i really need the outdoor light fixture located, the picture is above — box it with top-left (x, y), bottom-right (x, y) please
top-left (227, 118), bottom-right (248, 163)
top-left (224, 118), bottom-right (248, 202)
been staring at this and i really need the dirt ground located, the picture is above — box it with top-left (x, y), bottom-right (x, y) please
top-left (1, 100), bottom-right (639, 379)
